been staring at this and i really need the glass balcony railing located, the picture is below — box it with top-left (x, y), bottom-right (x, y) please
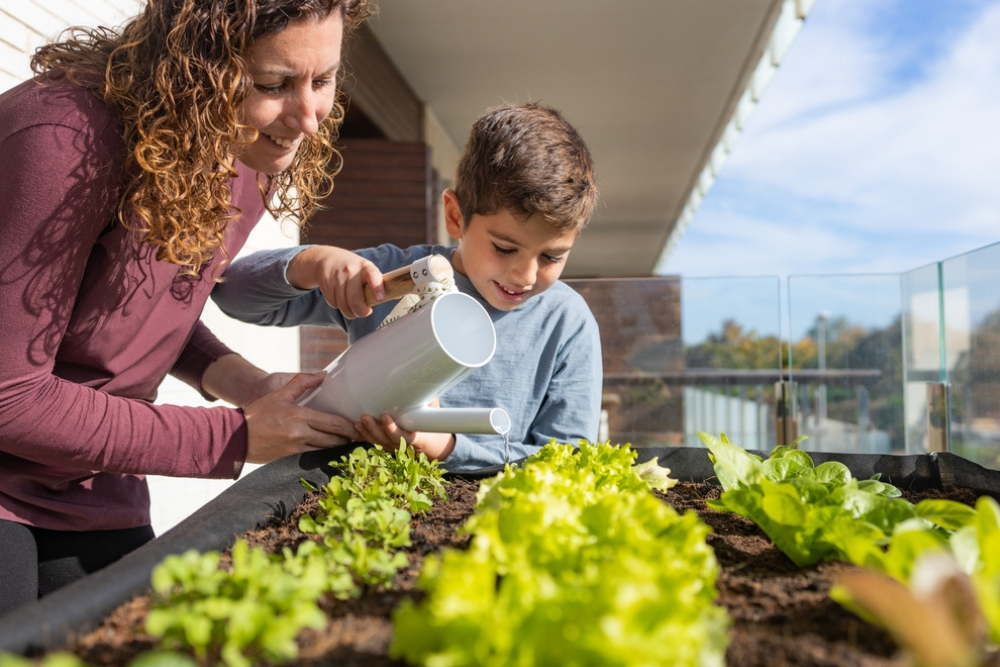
top-left (567, 276), bottom-right (781, 450)
top-left (568, 241), bottom-right (999, 465)
top-left (938, 242), bottom-right (1000, 467)
top-left (901, 261), bottom-right (944, 454)
top-left (786, 274), bottom-right (904, 455)
top-left (680, 277), bottom-right (782, 450)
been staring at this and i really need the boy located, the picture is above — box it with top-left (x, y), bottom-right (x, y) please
top-left (212, 103), bottom-right (602, 471)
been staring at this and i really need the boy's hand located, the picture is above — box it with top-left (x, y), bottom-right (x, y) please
top-left (355, 411), bottom-right (456, 461)
top-left (286, 246), bottom-right (385, 319)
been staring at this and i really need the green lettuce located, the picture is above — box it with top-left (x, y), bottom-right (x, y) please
top-left (699, 431), bottom-right (975, 571)
top-left (391, 441), bottom-right (728, 667)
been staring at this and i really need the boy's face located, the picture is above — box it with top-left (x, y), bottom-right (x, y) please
top-left (444, 190), bottom-right (579, 312)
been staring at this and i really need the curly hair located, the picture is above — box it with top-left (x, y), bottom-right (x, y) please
top-left (454, 102), bottom-right (598, 233)
top-left (31, 0), bottom-right (372, 276)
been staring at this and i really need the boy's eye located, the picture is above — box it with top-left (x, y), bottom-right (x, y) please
top-left (492, 244), bottom-right (516, 256)
top-left (543, 254), bottom-right (565, 264)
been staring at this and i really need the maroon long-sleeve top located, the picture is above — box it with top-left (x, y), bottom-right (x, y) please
top-left (0, 77), bottom-right (265, 531)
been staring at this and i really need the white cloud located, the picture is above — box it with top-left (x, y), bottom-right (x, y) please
top-left (664, 0), bottom-right (1000, 279)
top-left (667, 208), bottom-right (883, 277)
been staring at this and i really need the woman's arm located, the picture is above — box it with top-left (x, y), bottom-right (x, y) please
top-left (0, 99), bottom-right (358, 479)
top-left (200, 352), bottom-right (272, 408)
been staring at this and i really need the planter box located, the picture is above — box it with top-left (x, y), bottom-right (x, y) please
top-left (2, 445), bottom-right (998, 660)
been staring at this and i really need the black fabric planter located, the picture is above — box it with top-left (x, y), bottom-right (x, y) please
top-left (2, 445), bottom-right (999, 656)
top-left (0, 445), bottom-right (348, 656)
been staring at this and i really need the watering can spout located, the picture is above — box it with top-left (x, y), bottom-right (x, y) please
top-left (397, 406), bottom-right (511, 436)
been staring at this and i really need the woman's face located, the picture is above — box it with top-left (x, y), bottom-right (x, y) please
top-left (237, 11), bottom-right (344, 175)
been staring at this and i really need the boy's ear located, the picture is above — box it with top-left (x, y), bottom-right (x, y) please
top-left (442, 189), bottom-right (465, 240)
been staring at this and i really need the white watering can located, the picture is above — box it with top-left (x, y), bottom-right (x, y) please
top-left (297, 255), bottom-right (511, 435)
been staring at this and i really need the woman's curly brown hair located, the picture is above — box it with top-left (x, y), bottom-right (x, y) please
top-left (31, 0), bottom-right (372, 276)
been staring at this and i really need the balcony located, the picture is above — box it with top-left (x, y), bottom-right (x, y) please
top-left (567, 240), bottom-right (1000, 469)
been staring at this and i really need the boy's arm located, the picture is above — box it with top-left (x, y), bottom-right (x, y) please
top-left (285, 245), bottom-right (384, 320)
top-left (354, 409), bottom-right (456, 461)
top-left (212, 246), bottom-right (366, 329)
top-left (213, 244), bottom-right (441, 330)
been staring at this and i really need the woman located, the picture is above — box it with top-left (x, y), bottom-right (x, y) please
top-left (0, 0), bottom-right (380, 616)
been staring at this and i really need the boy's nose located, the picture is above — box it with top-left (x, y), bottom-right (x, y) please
top-left (510, 259), bottom-right (538, 287)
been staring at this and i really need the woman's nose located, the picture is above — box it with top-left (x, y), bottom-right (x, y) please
top-left (284, 87), bottom-right (323, 135)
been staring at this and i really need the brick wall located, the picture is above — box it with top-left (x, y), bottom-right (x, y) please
top-left (567, 278), bottom-right (685, 446)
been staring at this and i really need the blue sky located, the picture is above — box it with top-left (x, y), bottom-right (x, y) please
top-left (660, 0), bottom-right (1000, 282)
top-left (663, 0), bottom-right (1000, 343)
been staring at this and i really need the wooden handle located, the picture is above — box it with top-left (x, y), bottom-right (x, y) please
top-left (363, 254), bottom-right (453, 306)
top-left (364, 265), bottom-right (416, 305)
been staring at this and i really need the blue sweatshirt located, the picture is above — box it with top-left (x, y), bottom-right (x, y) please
top-left (212, 243), bottom-right (603, 470)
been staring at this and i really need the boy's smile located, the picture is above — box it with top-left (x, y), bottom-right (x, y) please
top-left (444, 190), bottom-right (578, 312)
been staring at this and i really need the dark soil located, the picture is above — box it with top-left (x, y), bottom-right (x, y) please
top-left (69, 478), bottom-right (981, 667)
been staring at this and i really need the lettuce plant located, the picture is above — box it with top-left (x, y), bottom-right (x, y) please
top-left (145, 540), bottom-right (326, 667)
top-left (298, 442), bottom-right (445, 594)
top-left (0, 651), bottom-right (197, 667)
top-left (144, 440), bottom-right (449, 665)
top-left (832, 497), bottom-right (1000, 667)
top-left (0, 653), bottom-right (98, 667)
top-left (391, 441), bottom-right (728, 667)
top-left (835, 554), bottom-right (991, 667)
top-left (700, 431), bottom-right (977, 571)
top-left (326, 441), bottom-right (448, 513)
top-left (935, 494), bottom-right (1000, 647)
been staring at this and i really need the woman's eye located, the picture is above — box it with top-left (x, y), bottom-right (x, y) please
top-left (254, 83), bottom-right (285, 94)
top-left (492, 244), bottom-right (516, 256)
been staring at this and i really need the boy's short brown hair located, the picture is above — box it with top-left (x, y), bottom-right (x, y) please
top-left (453, 102), bottom-right (598, 232)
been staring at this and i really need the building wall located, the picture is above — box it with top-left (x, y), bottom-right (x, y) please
top-left (0, 0), bottom-right (139, 87)
top-left (1, 1), bottom-right (301, 535)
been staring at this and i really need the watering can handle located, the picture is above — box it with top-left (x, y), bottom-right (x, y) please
top-left (363, 254), bottom-right (453, 306)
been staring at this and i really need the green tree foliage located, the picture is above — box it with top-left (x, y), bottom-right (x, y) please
top-left (686, 316), bottom-right (905, 449)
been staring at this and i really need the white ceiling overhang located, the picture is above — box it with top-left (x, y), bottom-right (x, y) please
top-left (367, 0), bottom-right (813, 277)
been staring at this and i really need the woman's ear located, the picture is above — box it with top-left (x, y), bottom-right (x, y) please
top-left (442, 189), bottom-right (465, 240)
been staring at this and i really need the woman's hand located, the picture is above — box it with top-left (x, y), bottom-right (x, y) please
top-left (202, 355), bottom-right (359, 463)
top-left (355, 407), bottom-right (456, 462)
top-left (286, 245), bottom-right (385, 319)
top-left (202, 353), bottom-right (279, 408)
top-left (242, 371), bottom-right (298, 406)
top-left (242, 372), bottom-right (363, 464)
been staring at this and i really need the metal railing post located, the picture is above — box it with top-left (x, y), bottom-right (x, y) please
top-left (926, 381), bottom-right (951, 453)
top-left (775, 380), bottom-right (798, 447)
